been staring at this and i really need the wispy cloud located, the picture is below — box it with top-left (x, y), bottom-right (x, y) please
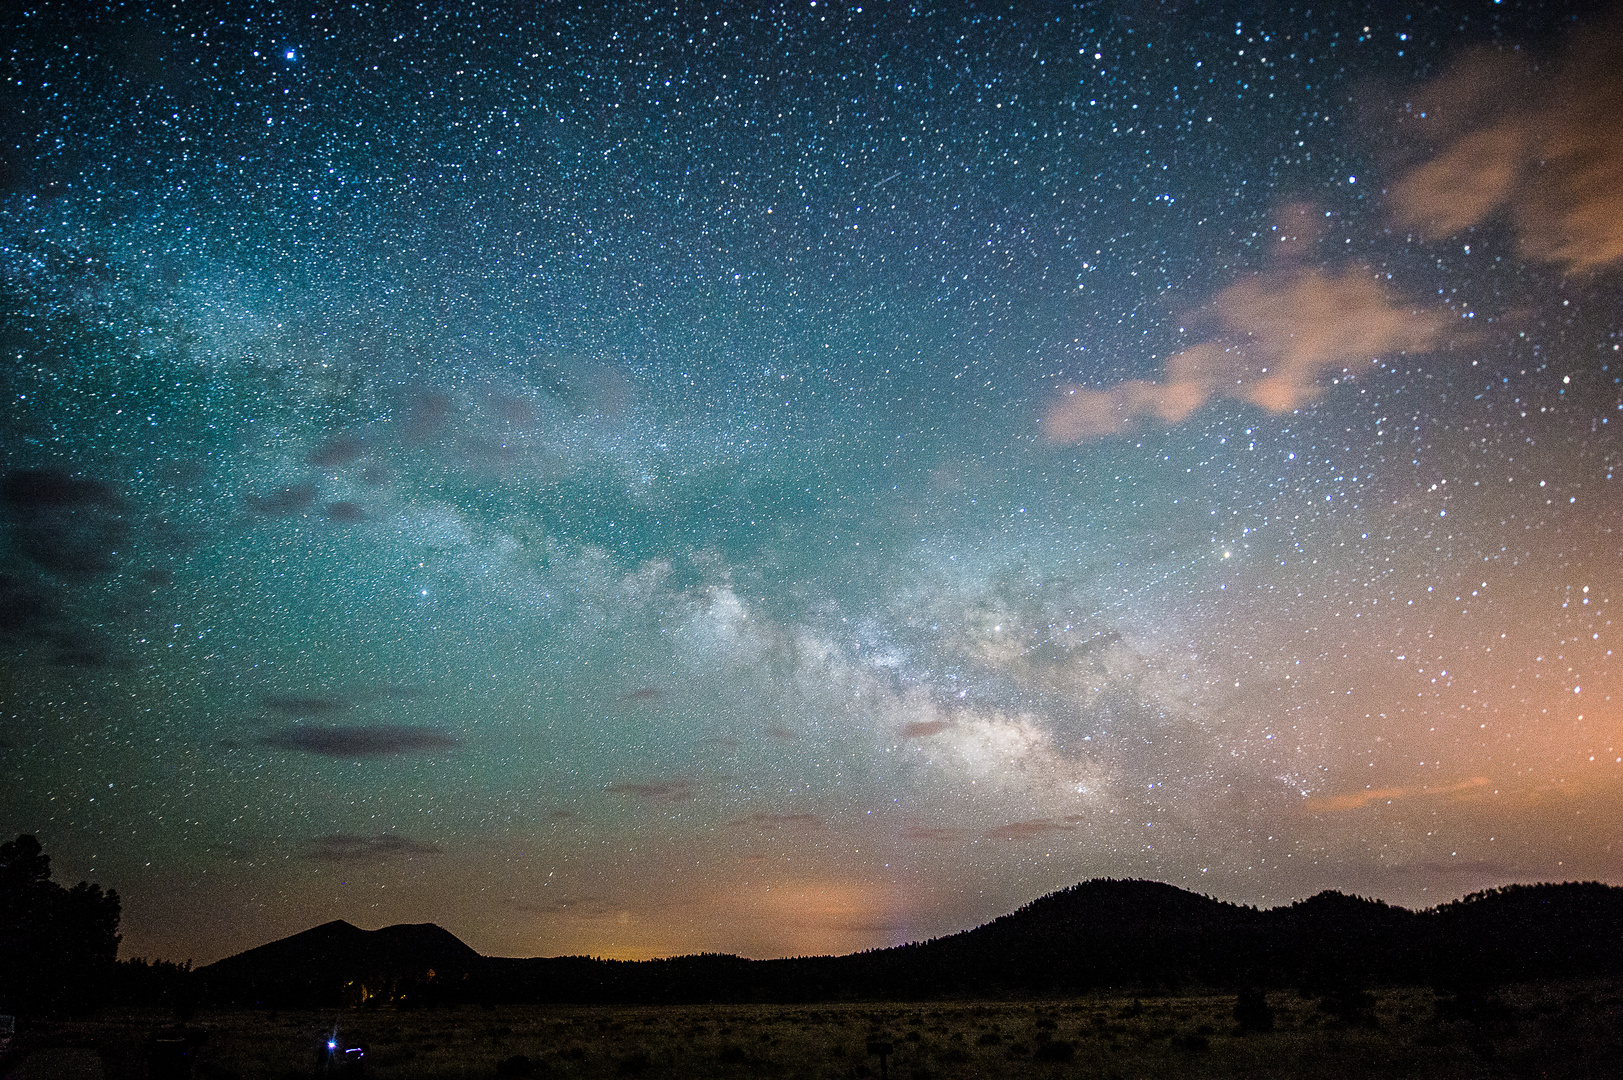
top-left (260, 724), bottom-right (458, 758)
top-left (903, 824), bottom-right (971, 842)
top-left (982, 816), bottom-right (1085, 841)
top-left (1304, 776), bottom-right (1489, 813)
top-left (306, 434), bottom-right (369, 468)
top-left (302, 833), bottom-right (442, 862)
top-left (1390, 32), bottom-right (1623, 272)
top-left (1042, 31), bottom-right (1618, 445)
top-left (1, 469), bottom-right (128, 576)
top-left (504, 892), bottom-right (610, 915)
top-left (1043, 267), bottom-right (1450, 441)
top-left (246, 482), bottom-right (318, 515)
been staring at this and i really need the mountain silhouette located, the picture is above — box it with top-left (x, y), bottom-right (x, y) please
top-left (200, 919), bottom-right (480, 1006)
top-left (197, 878), bottom-right (1623, 1006)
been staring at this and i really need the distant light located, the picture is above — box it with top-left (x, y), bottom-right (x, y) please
top-left (285, 49), bottom-right (298, 61)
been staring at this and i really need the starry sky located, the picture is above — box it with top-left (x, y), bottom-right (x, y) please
top-left (2, 0), bottom-right (1621, 966)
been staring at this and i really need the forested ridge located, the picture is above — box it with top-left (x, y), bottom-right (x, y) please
top-left (198, 878), bottom-right (1623, 1007)
top-left (5, 832), bottom-right (1618, 1013)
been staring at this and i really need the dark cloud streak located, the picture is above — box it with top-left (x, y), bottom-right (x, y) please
top-left (1, 469), bottom-right (128, 576)
top-left (260, 725), bottom-right (459, 758)
top-left (302, 833), bottom-right (443, 862)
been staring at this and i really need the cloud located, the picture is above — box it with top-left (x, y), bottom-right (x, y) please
top-left (900, 720), bottom-right (951, 738)
top-left (1043, 268), bottom-right (1451, 441)
top-left (0, 469), bottom-right (118, 510)
top-left (982, 816), bottom-right (1084, 841)
top-left (1389, 32), bottom-right (1623, 272)
top-left (505, 892), bottom-right (610, 915)
top-left (1, 469), bottom-right (129, 576)
top-left (401, 391), bottom-right (456, 443)
top-left (48, 630), bottom-right (121, 669)
top-left (325, 501), bottom-right (367, 523)
top-left (302, 833), bottom-right (442, 862)
top-left (260, 724), bottom-right (459, 757)
top-left (0, 574), bottom-right (52, 636)
top-left (246, 482), bottom-right (318, 515)
top-left (621, 687), bottom-right (664, 704)
top-left (1304, 776), bottom-right (1489, 813)
top-left (306, 435), bottom-right (369, 468)
top-left (902, 824), bottom-right (971, 842)
top-left (605, 779), bottom-right (695, 802)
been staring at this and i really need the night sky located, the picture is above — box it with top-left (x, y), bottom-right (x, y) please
top-left (3, 0), bottom-right (1620, 966)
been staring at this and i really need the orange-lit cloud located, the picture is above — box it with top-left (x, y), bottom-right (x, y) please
top-left (1389, 32), bottom-right (1623, 272)
top-left (903, 824), bottom-right (971, 842)
top-left (983, 815), bottom-right (1086, 840)
top-left (1304, 775), bottom-right (1489, 813)
top-left (1044, 267), bottom-right (1451, 441)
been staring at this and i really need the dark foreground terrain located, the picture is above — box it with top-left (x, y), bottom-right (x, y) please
top-left (4, 981), bottom-right (1621, 1079)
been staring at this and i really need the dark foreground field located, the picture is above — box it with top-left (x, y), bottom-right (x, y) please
top-left (6, 982), bottom-right (1621, 1079)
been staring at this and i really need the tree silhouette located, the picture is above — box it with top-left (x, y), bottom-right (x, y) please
top-left (0, 834), bottom-right (121, 1013)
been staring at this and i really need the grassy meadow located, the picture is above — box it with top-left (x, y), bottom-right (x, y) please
top-left (6, 982), bottom-right (1620, 1079)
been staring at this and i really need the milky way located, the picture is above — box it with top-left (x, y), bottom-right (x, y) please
top-left (2, 1), bottom-right (1620, 964)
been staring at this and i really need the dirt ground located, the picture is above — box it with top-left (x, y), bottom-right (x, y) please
top-left (2, 981), bottom-right (1619, 1079)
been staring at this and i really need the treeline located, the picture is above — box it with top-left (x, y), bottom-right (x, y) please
top-left (197, 878), bottom-right (1623, 1009)
top-left (470, 880), bottom-right (1623, 1004)
top-left (6, 831), bottom-right (1619, 1013)
top-left (0, 834), bottom-right (123, 1014)
top-left (0, 834), bottom-right (201, 1016)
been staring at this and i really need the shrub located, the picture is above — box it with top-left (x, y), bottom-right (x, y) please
top-left (1173, 1033), bottom-right (1210, 1054)
top-left (1234, 987), bottom-right (1275, 1033)
top-left (616, 1051), bottom-right (652, 1075)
